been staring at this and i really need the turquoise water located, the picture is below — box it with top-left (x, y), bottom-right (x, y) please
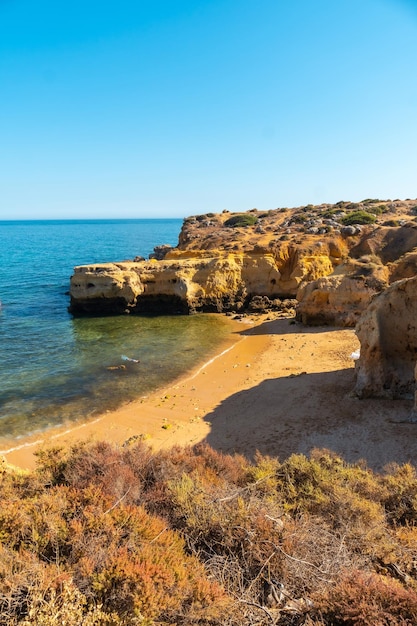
top-left (0, 220), bottom-right (230, 440)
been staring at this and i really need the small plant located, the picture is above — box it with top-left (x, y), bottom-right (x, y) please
top-left (321, 209), bottom-right (338, 218)
top-left (365, 204), bottom-right (387, 215)
top-left (345, 202), bottom-right (360, 210)
top-left (362, 198), bottom-right (383, 205)
top-left (341, 211), bottom-right (377, 226)
top-left (224, 214), bottom-right (258, 228)
top-left (317, 569), bottom-right (417, 625)
top-left (291, 214), bottom-right (308, 223)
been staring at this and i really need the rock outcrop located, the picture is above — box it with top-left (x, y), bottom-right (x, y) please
top-left (295, 273), bottom-right (387, 327)
top-left (354, 275), bottom-right (417, 399)
top-left (69, 198), bottom-right (417, 319)
top-left (69, 253), bottom-right (315, 316)
top-left (295, 258), bottom-right (389, 326)
top-left (389, 249), bottom-right (417, 284)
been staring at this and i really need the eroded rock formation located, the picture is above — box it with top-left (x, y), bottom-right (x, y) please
top-left (69, 198), bottom-right (417, 319)
top-left (354, 275), bottom-right (417, 399)
top-left (69, 252), bottom-right (315, 316)
top-left (295, 273), bottom-right (388, 327)
top-left (295, 258), bottom-right (389, 326)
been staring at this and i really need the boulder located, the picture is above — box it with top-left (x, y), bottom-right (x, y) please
top-left (149, 244), bottom-right (173, 260)
top-left (354, 275), bottom-right (417, 399)
top-left (296, 272), bottom-right (386, 327)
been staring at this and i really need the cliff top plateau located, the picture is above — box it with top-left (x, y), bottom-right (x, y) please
top-left (174, 197), bottom-right (417, 259)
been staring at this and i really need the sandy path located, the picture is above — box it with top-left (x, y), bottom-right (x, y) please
top-left (2, 316), bottom-right (417, 472)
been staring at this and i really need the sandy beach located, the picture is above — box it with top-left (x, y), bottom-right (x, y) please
top-left (2, 314), bottom-right (417, 472)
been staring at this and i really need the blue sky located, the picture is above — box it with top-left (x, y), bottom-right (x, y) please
top-left (1, 0), bottom-right (416, 219)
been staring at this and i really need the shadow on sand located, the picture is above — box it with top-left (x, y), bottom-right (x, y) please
top-left (237, 317), bottom-right (343, 337)
top-left (201, 355), bottom-right (415, 472)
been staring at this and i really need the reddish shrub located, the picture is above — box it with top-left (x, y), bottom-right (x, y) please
top-left (317, 569), bottom-right (417, 625)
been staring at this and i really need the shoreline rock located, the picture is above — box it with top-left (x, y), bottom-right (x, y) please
top-left (69, 199), bottom-right (417, 321)
top-left (355, 275), bottom-right (417, 400)
top-left (69, 254), bottom-right (300, 316)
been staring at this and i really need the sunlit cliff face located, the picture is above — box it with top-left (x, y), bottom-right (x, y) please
top-left (70, 200), bottom-right (417, 320)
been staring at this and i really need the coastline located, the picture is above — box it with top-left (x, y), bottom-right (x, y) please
top-left (1, 314), bottom-right (259, 469)
top-left (3, 314), bottom-right (417, 473)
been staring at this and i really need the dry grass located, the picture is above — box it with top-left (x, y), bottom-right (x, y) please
top-left (1, 442), bottom-right (417, 624)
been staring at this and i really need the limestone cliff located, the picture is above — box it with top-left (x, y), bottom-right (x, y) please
top-left (354, 276), bottom-right (417, 399)
top-left (295, 272), bottom-right (388, 327)
top-left (389, 249), bottom-right (417, 283)
top-left (69, 198), bottom-right (417, 318)
top-left (70, 252), bottom-right (315, 316)
top-left (295, 258), bottom-right (390, 326)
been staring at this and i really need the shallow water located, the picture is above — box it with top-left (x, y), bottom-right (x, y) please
top-left (0, 220), bottom-right (230, 439)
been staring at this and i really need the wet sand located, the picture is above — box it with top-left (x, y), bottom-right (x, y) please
top-left (2, 315), bottom-right (417, 472)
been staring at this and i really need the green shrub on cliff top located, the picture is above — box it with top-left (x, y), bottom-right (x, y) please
top-left (341, 210), bottom-right (377, 226)
top-left (224, 214), bottom-right (258, 228)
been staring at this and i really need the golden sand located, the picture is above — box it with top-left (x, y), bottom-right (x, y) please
top-left (2, 315), bottom-right (416, 472)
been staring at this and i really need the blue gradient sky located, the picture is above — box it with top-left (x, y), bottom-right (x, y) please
top-left (1, 0), bottom-right (416, 219)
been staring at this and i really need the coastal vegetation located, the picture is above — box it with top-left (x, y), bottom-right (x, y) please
top-left (224, 214), bottom-right (258, 228)
top-left (340, 210), bottom-right (377, 226)
top-left (2, 442), bottom-right (417, 624)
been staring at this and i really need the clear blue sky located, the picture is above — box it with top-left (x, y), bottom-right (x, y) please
top-left (1, 0), bottom-right (416, 219)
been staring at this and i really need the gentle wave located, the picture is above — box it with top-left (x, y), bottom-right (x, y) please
top-left (0, 219), bottom-right (231, 441)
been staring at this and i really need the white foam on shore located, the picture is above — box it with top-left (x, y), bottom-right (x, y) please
top-left (0, 417), bottom-right (102, 455)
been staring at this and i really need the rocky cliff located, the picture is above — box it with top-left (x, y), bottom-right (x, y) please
top-left (354, 275), bottom-right (417, 400)
top-left (70, 253), bottom-right (300, 316)
top-left (69, 198), bottom-right (417, 319)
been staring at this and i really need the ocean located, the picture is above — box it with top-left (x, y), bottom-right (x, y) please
top-left (0, 219), bottom-right (231, 442)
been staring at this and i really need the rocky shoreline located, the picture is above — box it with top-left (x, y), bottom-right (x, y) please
top-left (69, 198), bottom-right (417, 411)
top-left (69, 198), bottom-right (417, 322)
